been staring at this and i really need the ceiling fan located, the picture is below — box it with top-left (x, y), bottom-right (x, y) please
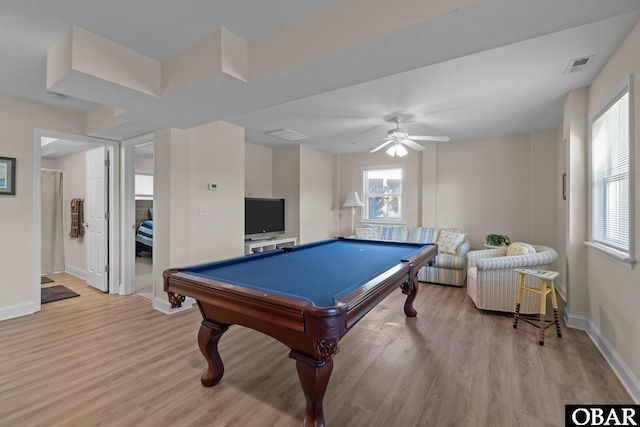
top-left (353, 117), bottom-right (450, 156)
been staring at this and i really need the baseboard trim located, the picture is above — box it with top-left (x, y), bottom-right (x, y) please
top-left (153, 296), bottom-right (195, 315)
top-left (65, 266), bottom-right (86, 279)
top-left (0, 302), bottom-right (36, 321)
top-left (565, 310), bottom-right (640, 404)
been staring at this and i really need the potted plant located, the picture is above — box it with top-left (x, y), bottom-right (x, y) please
top-left (485, 234), bottom-right (511, 247)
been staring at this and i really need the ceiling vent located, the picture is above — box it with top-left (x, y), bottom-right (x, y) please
top-left (265, 128), bottom-right (310, 141)
top-left (564, 56), bottom-right (595, 75)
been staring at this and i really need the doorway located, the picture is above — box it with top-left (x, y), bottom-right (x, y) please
top-left (122, 133), bottom-right (155, 300)
top-left (40, 168), bottom-right (64, 275)
top-left (33, 129), bottom-right (120, 312)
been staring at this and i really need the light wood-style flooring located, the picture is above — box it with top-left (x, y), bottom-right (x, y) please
top-left (0, 273), bottom-right (631, 427)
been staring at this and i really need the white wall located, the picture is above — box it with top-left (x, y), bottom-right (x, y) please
top-left (245, 142), bottom-right (273, 198)
top-left (273, 146), bottom-right (301, 241)
top-left (579, 20), bottom-right (640, 387)
top-left (154, 128), bottom-right (191, 297)
top-left (432, 131), bottom-right (558, 250)
top-left (556, 128), bottom-right (567, 294)
top-left (563, 88), bottom-right (590, 316)
top-left (135, 156), bottom-right (153, 173)
top-left (531, 129), bottom-right (559, 249)
top-left (153, 123), bottom-right (245, 303)
top-left (436, 135), bottom-right (532, 246)
top-left (0, 94), bottom-right (85, 320)
top-left (189, 122), bottom-right (245, 264)
top-left (299, 145), bottom-right (337, 243)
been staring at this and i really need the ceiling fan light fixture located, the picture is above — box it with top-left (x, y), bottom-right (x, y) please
top-left (386, 145), bottom-right (396, 156)
top-left (356, 115), bottom-right (449, 155)
top-left (385, 143), bottom-right (407, 157)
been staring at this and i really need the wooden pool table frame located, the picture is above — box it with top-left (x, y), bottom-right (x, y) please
top-left (163, 239), bottom-right (437, 427)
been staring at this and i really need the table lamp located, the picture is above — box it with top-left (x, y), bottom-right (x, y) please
top-left (343, 191), bottom-right (364, 235)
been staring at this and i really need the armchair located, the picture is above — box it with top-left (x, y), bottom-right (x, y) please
top-left (466, 245), bottom-right (558, 314)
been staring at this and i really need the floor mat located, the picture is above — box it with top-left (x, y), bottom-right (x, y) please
top-left (41, 276), bottom-right (54, 284)
top-left (41, 285), bottom-right (79, 304)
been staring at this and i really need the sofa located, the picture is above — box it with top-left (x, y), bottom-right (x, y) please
top-left (355, 225), bottom-right (471, 287)
top-left (466, 244), bottom-right (558, 314)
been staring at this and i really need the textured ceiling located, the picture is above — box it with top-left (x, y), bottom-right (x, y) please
top-left (3, 0), bottom-right (640, 156)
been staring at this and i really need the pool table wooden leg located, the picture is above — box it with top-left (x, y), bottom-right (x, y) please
top-left (292, 354), bottom-right (333, 427)
top-left (400, 264), bottom-right (418, 317)
top-left (401, 277), bottom-right (419, 317)
top-left (198, 320), bottom-right (229, 387)
top-left (402, 283), bottom-right (418, 317)
top-left (167, 291), bottom-right (185, 309)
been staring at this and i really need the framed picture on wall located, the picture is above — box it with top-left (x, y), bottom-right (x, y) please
top-left (0, 157), bottom-right (16, 195)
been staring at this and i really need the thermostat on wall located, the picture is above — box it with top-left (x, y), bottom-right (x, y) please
top-left (208, 183), bottom-right (218, 190)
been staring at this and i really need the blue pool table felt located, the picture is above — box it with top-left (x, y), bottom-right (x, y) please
top-left (182, 239), bottom-right (429, 307)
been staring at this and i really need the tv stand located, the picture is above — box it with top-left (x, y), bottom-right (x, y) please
top-left (244, 237), bottom-right (297, 255)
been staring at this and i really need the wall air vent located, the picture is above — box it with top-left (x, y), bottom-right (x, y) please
top-left (265, 128), bottom-right (310, 141)
top-left (564, 55), bottom-right (595, 75)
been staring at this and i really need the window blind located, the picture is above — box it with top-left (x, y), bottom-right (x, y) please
top-left (591, 90), bottom-right (630, 253)
top-left (135, 173), bottom-right (154, 200)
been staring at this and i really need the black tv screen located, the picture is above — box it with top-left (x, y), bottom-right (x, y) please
top-left (245, 198), bottom-right (285, 240)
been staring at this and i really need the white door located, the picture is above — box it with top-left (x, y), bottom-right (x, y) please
top-left (86, 147), bottom-right (109, 292)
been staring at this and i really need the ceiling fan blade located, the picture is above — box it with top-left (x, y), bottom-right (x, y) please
top-left (408, 135), bottom-right (451, 142)
top-left (402, 139), bottom-right (425, 151)
top-left (350, 136), bottom-right (389, 145)
top-left (370, 139), bottom-right (394, 153)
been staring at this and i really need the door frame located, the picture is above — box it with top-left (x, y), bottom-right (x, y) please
top-left (33, 129), bottom-right (120, 311)
top-left (122, 132), bottom-right (154, 296)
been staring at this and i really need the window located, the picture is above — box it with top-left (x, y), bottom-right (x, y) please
top-left (362, 166), bottom-right (403, 222)
top-left (135, 172), bottom-right (154, 200)
top-left (588, 75), bottom-right (635, 268)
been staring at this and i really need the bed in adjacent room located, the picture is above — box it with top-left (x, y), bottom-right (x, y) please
top-left (135, 203), bottom-right (153, 256)
top-left (136, 219), bottom-right (153, 256)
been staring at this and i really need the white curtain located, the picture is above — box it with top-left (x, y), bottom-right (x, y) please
top-left (41, 169), bottom-right (65, 274)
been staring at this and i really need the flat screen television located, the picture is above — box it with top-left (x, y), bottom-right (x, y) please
top-left (245, 197), bottom-right (285, 241)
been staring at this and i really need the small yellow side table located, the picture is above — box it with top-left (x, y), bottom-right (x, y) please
top-left (513, 269), bottom-right (562, 346)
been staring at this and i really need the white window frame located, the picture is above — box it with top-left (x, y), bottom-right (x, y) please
top-left (361, 165), bottom-right (405, 224)
top-left (585, 74), bottom-right (636, 269)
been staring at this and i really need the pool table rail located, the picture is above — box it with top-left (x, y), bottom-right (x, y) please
top-left (164, 269), bottom-right (315, 333)
top-left (338, 243), bottom-right (437, 329)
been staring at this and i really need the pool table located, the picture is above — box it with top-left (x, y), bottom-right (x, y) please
top-left (163, 238), bottom-right (437, 427)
